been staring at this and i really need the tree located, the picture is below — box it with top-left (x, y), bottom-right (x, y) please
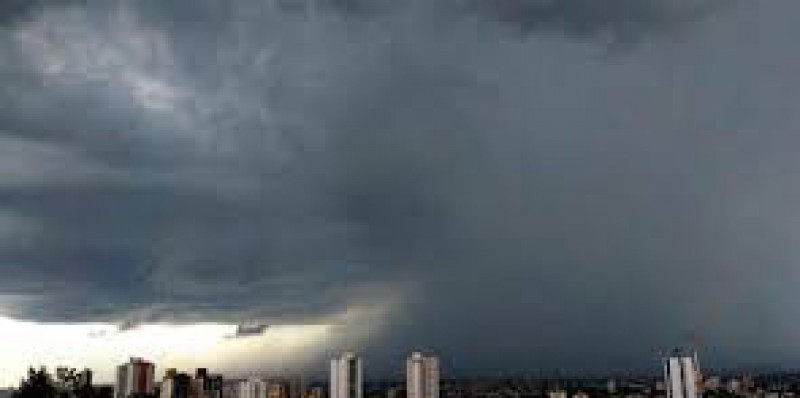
top-left (14, 367), bottom-right (57, 398)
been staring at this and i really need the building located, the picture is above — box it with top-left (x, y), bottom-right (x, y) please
top-left (330, 352), bottom-right (363, 398)
top-left (726, 379), bottom-right (741, 395)
top-left (238, 379), bottom-right (269, 398)
top-left (222, 380), bottom-right (241, 398)
top-left (607, 380), bottom-right (617, 395)
top-left (386, 387), bottom-right (402, 398)
top-left (116, 358), bottom-right (156, 398)
top-left (267, 383), bottom-right (287, 398)
top-left (406, 352), bottom-right (439, 398)
top-left (304, 387), bottom-right (324, 398)
top-left (161, 370), bottom-right (193, 398)
top-left (195, 369), bottom-right (223, 398)
top-left (704, 376), bottom-right (721, 391)
top-left (288, 376), bottom-right (303, 398)
top-left (160, 369), bottom-right (224, 398)
top-left (55, 367), bottom-right (93, 392)
top-left (663, 351), bottom-right (701, 398)
top-left (204, 375), bottom-right (224, 398)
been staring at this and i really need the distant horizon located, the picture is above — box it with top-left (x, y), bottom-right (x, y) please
top-left (12, 354), bottom-right (800, 386)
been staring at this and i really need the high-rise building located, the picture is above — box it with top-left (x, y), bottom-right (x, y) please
top-left (193, 369), bottom-right (223, 398)
top-left (205, 375), bottom-right (224, 398)
top-left (161, 369), bottom-right (223, 398)
top-left (116, 358), bottom-right (156, 398)
top-left (406, 352), bottom-right (439, 398)
top-left (330, 352), bottom-right (362, 398)
top-left (161, 370), bottom-right (192, 398)
top-left (663, 351), bottom-right (701, 398)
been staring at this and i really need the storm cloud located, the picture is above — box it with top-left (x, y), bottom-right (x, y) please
top-left (1, 0), bottom-right (799, 374)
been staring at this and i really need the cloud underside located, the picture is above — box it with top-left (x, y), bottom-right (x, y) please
top-left (1, 0), bottom-right (800, 370)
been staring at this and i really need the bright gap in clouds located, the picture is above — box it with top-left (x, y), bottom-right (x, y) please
top-left (0, 317), bottom-right (333, 387)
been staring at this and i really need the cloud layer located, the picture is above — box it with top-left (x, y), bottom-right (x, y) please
top-left (1, 0), bottom-right (800, 373)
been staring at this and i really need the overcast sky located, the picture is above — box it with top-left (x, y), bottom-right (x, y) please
top-left (2, 0), bottom-right (800, 384)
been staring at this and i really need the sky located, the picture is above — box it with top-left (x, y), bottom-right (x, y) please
top-left (2, 0), bottom-right (800, 386)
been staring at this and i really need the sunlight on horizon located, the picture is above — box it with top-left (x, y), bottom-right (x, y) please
top-left (0, 317), bottom-right (333, 388)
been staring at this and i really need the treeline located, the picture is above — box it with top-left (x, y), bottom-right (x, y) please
top-left (13, 367), bottom-right (113, 398)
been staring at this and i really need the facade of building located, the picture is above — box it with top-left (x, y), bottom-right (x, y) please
top-left (330, 352), bottom-right (363, 398)
top-left (159, 368), bottom-right (223, 398)
top-left (572, 392), bottom-right (589, 398)
top-left (267, 383), bottom-right (287, 398)
top-left (55, 367), bottom-right (93, 392)
top-left (205, 375), bottom-right (224, 398)
top-left (194, 369), bottom-right (223, 398)
top-left (663, 351), bottom-right (701, 398)
top-left (222, 380), bottom-right (241, 398)
top-left (288, 376), bottom-right (303, 398)
top-left (116, 358), bottom-right (156, 398)
top-left (161, 370), bottom-right (193, 398)
top-left (304, 387), bottom-right (324, 398)
top-left (238, 379), bottom-right (269, 398)
top-left (406, 352), bottom-right (439, 398)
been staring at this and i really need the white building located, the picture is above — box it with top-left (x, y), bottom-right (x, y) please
top-left (330, 352), bottom-right (362, 398)
top-left (607, 380), bottom-right (617, 395)
top-left (116, 358), bottom-right (155, 398)
top-left (663, 351), bottom-right (701, 398)
top-left (238, 379), bottom-right (269, 398)
top-left (406, 352), bottom-right (439, 398)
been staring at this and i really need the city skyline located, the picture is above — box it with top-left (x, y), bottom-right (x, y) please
top-left (2, 0), bottom-right (800, 387)
top-left (15, 349), bottom-right (800, 398)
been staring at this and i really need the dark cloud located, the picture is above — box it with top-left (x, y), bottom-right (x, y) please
top-left (1, 0), bottom-right (799, 374)
top-left (227, 322), bottom-right (270, 339)
top-left (0, 0), bottom-right (58, 24)
top-left (472, 0), bottom-right (730, 43)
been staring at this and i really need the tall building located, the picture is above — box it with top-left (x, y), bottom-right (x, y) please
top-left (161, 370), bottom-right (192, 398)
top-left (204, 375), bottom-right (224, 398)
top-left (194, 369), bottom-right (223, 398)
top-left (161, 369), bottom-right (223, 398)
top-left (663, 351), bottom-right (701, 398)
top-left (406, 352), bottom-right (439, 398)
top-left (330, 352), bottom-right (362, 398)
top-left (116, 358), bottom-right (156, 398)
